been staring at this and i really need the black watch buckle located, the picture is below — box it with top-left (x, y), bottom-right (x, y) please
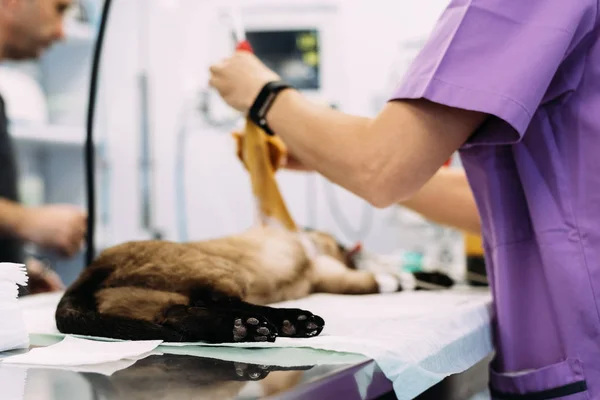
top-left (247, 80), bottom-right (293, 136)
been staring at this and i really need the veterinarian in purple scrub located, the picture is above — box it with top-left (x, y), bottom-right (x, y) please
top-left (210, 1), bottom-right (600, 398)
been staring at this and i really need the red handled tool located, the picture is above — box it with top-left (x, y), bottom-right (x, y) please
top-left (230, 7), bottom-right (253, 53)
top-left (236, 40), bottom-right (253, 52)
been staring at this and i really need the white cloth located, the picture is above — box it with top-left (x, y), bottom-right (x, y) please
top-left (1, 336), bottom-right (162, 376)
top-left (0, 263), bottom-right (29, 354)
top-left (19, 288), bottom-right (493, 400)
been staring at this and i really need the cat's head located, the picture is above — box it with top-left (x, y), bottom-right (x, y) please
top-left (301, 228), bottom-right (362, 269)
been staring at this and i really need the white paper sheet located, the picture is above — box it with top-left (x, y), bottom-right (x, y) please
top-left (0, 263), bottom-right (29, 354)
top-left (1, 336), bottom-right (162, 367)
top-left (0, 305), bottom-right (29, 353)
top-left (0, 263), bottom-right (28, 286)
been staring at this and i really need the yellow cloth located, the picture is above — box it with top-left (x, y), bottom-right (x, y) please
top-left (464, 233), bottom-right (484, 256)
top-left (233, 119), bottom-right (298, 231)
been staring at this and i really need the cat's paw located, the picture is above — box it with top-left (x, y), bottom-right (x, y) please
top-left (277, 309), bottom-right (325, 338)
top-left (413, 271), bottom-right (455, 290)
top-left (232, 315), bottom-right (278, 343)
top-left (233, 362), bottom-right (271, 381)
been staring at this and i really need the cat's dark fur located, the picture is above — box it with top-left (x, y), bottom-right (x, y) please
top-left (55, 226), bottom-right (453, 343)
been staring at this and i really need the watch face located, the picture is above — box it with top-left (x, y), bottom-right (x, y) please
top-left (246, 29), bottom-right (320, 90)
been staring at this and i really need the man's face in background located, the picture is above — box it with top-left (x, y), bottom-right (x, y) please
top-left (2, 0), bottom-right (72, 60)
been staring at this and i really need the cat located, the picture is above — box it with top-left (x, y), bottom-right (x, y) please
top-left (55, 225), bottom-right (453, 343)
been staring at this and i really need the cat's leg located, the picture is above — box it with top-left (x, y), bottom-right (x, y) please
top-left (261, 306), bottom-right (325, 338)
top-left (310, 255), bottom-right (455, 294)
top-left (160, 303), bottom-right (278, 343)
top-left (226, 302), bottom-right (325, 339)
top-left (412, 271), bottom-right (455, 290)
top-left (188, 290), bottom-right (325, 339)
top-left (98, 287), bottom-right (278, 343)
top-left (311, 255), bottom-right (397, 294)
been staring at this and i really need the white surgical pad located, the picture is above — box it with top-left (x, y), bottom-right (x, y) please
top-left (19, 288), bottom-right (493, 399)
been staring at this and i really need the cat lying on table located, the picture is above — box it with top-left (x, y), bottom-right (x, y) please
top-left (54, 225), bottom-right (453, 344)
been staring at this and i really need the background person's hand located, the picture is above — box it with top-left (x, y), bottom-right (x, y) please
top-left (19, 204), bottom-right (87, 258)
top-left (24, 257), bottom-right (65, 294)
top-left (209, 51), bottom-right (280, 113)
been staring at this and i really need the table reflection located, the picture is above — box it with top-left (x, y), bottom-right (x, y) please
top-left (2, 350), bottom-right (364, 400)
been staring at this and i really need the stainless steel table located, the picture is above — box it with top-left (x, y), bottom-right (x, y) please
top-left (0, 346), bottom-right (491, 399)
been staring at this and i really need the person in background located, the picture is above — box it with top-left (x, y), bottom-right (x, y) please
top-left (0, 0), bottom-right (85, 293)
top-left (210, 0), bottom-right (600, 398)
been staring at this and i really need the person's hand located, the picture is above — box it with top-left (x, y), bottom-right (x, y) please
top-left (209, 51), bottom-right (280, 113)
top-left (19, 204), bottom-right (87, 258)
top-left (24, 257), bottom-right (65, 294)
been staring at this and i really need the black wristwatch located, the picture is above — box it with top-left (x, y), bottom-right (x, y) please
top-left (248, 80), bottom-right (294, 136)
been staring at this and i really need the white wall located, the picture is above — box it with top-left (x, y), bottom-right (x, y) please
top-left (5, 0), bottom-right (466, 282)
top-left (138, 0), bottom-right (462, 270)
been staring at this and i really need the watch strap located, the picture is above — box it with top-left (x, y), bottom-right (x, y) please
top-left (248, 81), bottom-right (294, 136)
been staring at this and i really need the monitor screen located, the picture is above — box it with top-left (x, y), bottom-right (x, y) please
top-left (246, 29), bottom-right (320, 90)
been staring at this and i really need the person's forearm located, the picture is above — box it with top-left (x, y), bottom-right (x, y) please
top-left (0, 198), bottom-right (28, 239)
top-left (266, 90), bottom-right (376, 201)
top-left (266, 90), bottom-right (476, 208)
top-left (210, 52), bottom-right (485, 206)
top-left (399, 168), bottom-right (481, 235)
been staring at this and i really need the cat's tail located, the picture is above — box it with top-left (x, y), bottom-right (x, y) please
top-left (54, 265), bottom-right (185, 342)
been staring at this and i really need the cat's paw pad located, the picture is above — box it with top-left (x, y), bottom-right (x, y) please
top-left (279, 309), bottom-right (325, 338)
top-left (233, 362), bottom-right (271, 380)
top-left (232, 315), bottom-right (277, 343)
top-left (413, 271), bottom-right (455, 290)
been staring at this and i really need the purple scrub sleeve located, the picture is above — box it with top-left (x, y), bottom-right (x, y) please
top-left (390, 0), bottom-right (600, 399)
top-left (393, 0), bottom-right (595, 145)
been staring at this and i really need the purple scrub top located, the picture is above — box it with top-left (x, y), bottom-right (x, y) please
top-left (390, 1), bottom-right (600, 398)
